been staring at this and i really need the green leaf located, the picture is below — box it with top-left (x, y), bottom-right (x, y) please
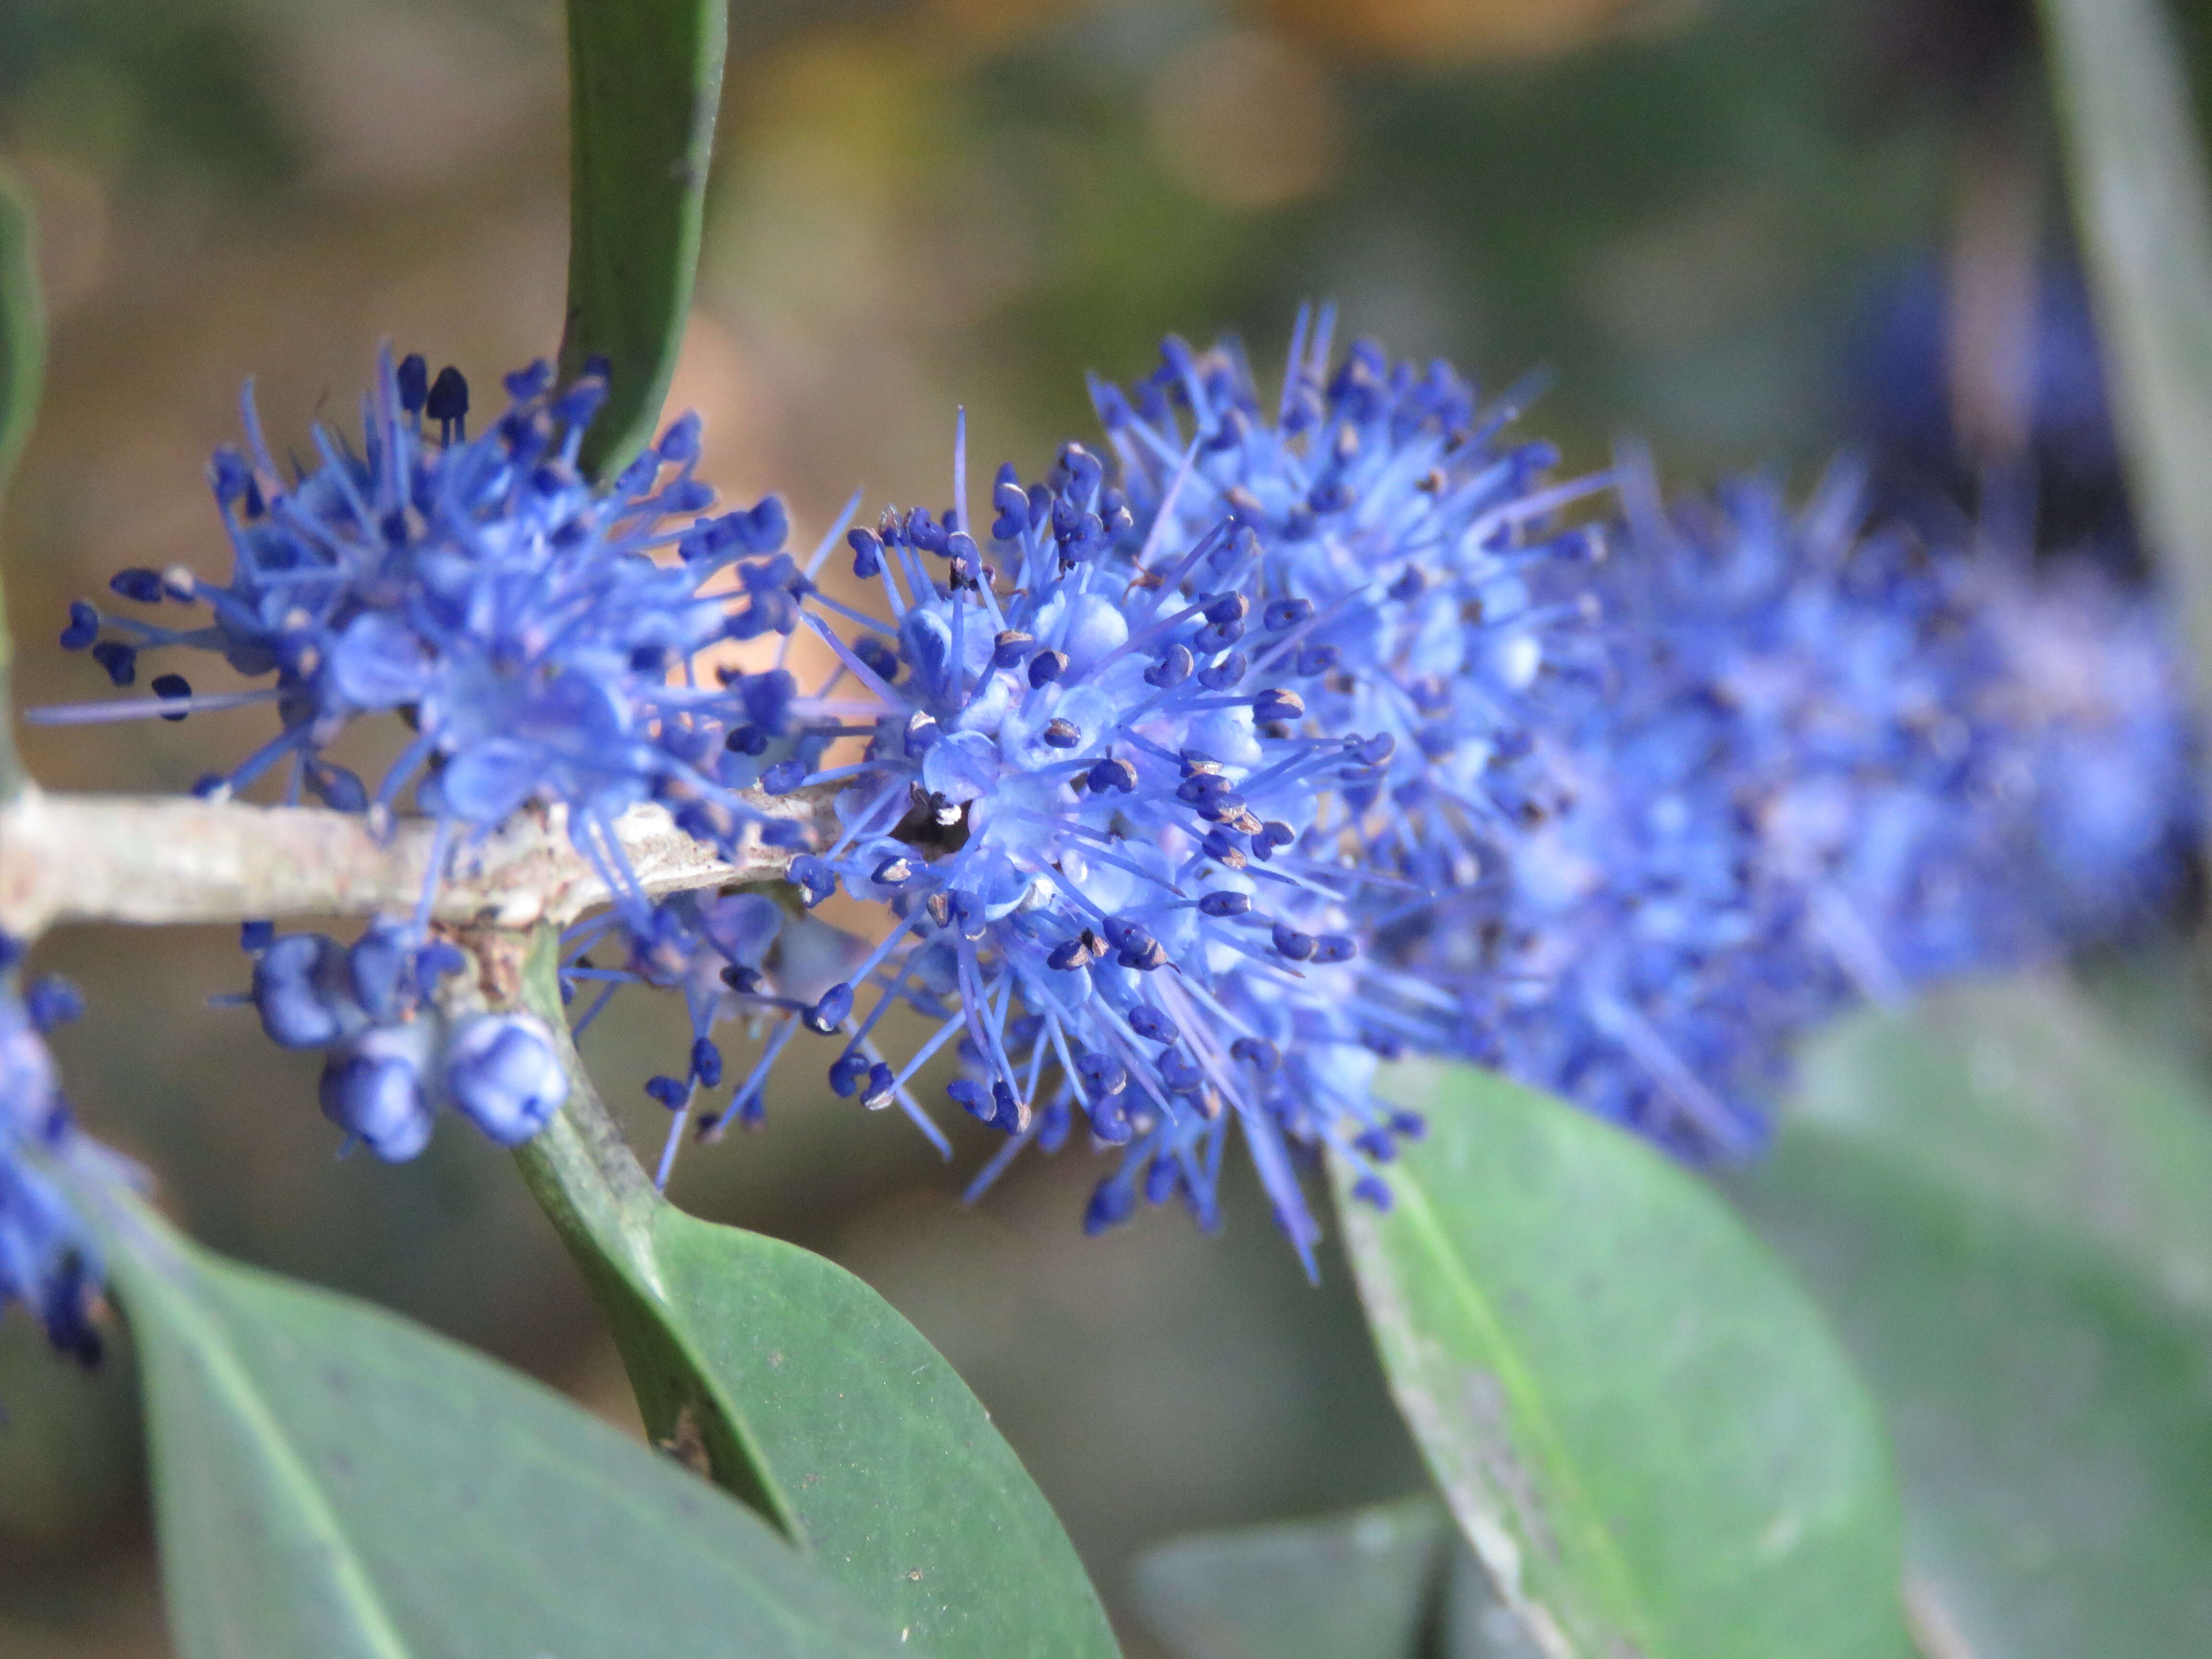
top-left (1728, 976), bottom-right (2212, 1659)
top-left (0, 171), bottom-right (40, 500)
top-left (504, 930), bottom-right (1120, 1659)
top-left (2037, 0), bottom-right (2212, 702)
top-left (1335, 1059), bottom-right (1912, 1659)
top-left (559, 0), bottom-right (727, 479)
top-left (1130, 1496), bottom-right (1555, 1659)
top-left (1130, 1496), bottom-right (1451, 1659)
top-left (74, 1186), bottom-right (902, 1659)
top-left (0, 166), bottom-right (48, 798)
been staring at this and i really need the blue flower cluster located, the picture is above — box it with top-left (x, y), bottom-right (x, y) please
top-left (43, 350), bottom-right (799, 910)
top-left (63, 320), bottom-right (2196, 1269)
top-left (1372, 454), bottom-right (2199, 1158)
top-left (243, 916), bottom-right (569, 1161)
top-left (582, 313), bottom-right (1605, 1271)
top-left (0, 943), bottom-right (133, 1362)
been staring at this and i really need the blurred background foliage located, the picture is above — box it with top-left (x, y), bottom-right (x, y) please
top-left (0, 0), bottom-right (2169, 1652)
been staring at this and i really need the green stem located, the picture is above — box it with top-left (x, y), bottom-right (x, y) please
top-left (503, 926), bottom-right (801, 1537)
top-left (0, 167), bottom-right (49, 805)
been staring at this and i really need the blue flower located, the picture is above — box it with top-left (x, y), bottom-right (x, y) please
top-left (0, 948), bottom-right (134, 1363)
top-left (40, 350), bottom-right (795, 921)
top-left (241, 916), bottom-right (567, 1160)
top-left (1373, 454), bottom-right (2198, 1158)
top-left (581, 317), bottom-right (1602, 1274)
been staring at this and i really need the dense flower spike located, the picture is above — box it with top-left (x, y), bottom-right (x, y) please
top-left (92, 320), bottom-right (2198, 1267)
top-left (241, 917), bottom-right (567, 1159)
top-left (1375, 455), bottom-right (2199, 1158)
top-left (577, 315), bottom-right (1602, 1272)
top-left (41, 349), bottom-right (796, 918)
top-left (0, 945), bottom-right (134, 1362)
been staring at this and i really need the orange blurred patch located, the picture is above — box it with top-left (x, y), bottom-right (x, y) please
top-left (1259, 0), bottom-right (1677, 64)
top-left (1146, 29), bottom-right (1344, 211)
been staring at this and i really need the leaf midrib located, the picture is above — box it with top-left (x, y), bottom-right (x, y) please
top-left (118, 1237), bottom-right (417, 1659)
top-left (1378, 1154), bottom-right (1663, 1657)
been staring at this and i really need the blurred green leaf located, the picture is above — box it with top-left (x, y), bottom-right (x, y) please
top-left (2039, 0), bottom-right (2212, 704)
top-left (559, 0), bottom-right (727, 479)
top-left (1728, 976), bottom-right (2212, 1659)
top-left (1131, 1496), bottom-right (1451, 1659)
top-left (82, 1186), bottom-right (900, 1659)
top-left (1335, 1060), bottom-right (1911, 1659)
top-left (1786, 974), bottom-right (2212, 1314)
top-left (0, 173), bottom-right (40, 501)
top-left (1127, 1495), bottom-right (1603, 1659)
top-left (510, 932), bottom-right (1121, 1659)
top-left (0, 168), bottom-right (44, 796)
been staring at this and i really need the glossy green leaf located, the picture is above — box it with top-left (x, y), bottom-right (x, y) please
top-left (0, 166), bottom-right (47, 797)
top-left (1728, 976), bottom-right (2212, 1659)
top-left (76, 1186), bottom-right (901, 1659)
top-left (505, 931), bottom-right (1120, 1659)
top-left (559, 0), bottom-right (726, 478)
top-left (2038, 0), bottom-right (2212, 701)
top-left (1335, 1059), bottom-right (1912, 1659)
top-left (1131, 1496), bottom-right (1451, 1659)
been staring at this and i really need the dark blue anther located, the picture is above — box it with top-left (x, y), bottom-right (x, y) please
top-left (1262, 598), bottom-right (1313, 631)
top-left (1196, 652), bottom-right (1246, 690)
top-left (1198, 891), bottom-right (1250, 918)
top-left (146, 674), bottom-right (191, 721)
top-left (1271, 923), bottom-right (1315, 961)
top-left (1126, 1004), bottom-right (1178, 1043)
top-left (805, 983), bottom-right (854, 1034)
top-left (1043, 718), bottom-right (1082, 749)
top-left (760, 759), bottom-right (808, 795)
top-left (1144, 644), bottom-right (1193, 689)
top-left (109, 568), bottom-right (164, 603)
top-left (1047, 932), bottom-right (1099, 971)
top-left (1251, 688), bottom-right (1303, 723)
top-left (862, 1063), bottom-right (897, 1110)
top-left (396, 354), bottom-right (430, 414)
top-left (992, 630), bottom-right (1034, 668)
top-left (426, 366), bottom-right (469, 442)
top-left (1088, 757), bottom-right (1137, 793)
top-left (1351, 1176), bottom-right (1393, 1211)
top-left (788, 854), bottom-right (836, 907)
top-left (645, 1075), bottom-right (688, 1109)
top-left (1028, 649), bottom-right (1068, 687)
top-left (90, 641), bottom-right (136, 687)
top-left (690, 1038), bottom-right (724, 1088)
top-left (1230, 1036), bottom-right (1279, 1071)
top-left (848, 526), bottom-right (884, 578)
top-left (58, 601), bottom-right (98, 651)
top-left (1075, 1052), bottom-right (1127, 1098)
